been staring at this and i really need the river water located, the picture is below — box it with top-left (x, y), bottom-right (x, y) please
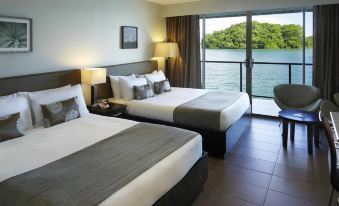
top-left (204, 48), bottom-right (313, 97)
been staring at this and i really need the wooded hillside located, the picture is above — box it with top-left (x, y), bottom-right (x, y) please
top-left (205, 22), bottom-right (313, 49)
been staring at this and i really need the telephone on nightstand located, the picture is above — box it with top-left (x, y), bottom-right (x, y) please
top-left (96, 99), bottom-right (109, 109)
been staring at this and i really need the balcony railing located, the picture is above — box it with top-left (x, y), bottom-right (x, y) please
top-left (202, 60), bottom-right (313, 98)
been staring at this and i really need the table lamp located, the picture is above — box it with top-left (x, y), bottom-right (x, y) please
top-left (81, 68), bottom-right (106, 105)
top-left (154, 42), bottom-right (180, 74)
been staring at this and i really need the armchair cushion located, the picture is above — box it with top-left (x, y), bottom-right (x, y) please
top-left (301, 98), bottom-right (323, 112)
top-left (273, 84), bottom-right (322, 108)
top-left (273, 84), bottom-right (322, 112)
top-left (274, 97), bottom-right (322, 112)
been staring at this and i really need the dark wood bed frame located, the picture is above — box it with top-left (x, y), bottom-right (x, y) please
top-left (0, 62), bottom-right (208, 206)
top-left (97, 61), bottom-right (252, 158)
top-left (123, 108), bottom-right (251, 158)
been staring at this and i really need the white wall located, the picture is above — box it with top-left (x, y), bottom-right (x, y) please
top-left (0, 0), bottom-right (165, 78)
top-left (163, 0), bottom-right (339, 17)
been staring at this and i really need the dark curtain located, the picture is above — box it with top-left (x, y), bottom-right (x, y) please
top-left (313, 4), bottom-right (339, 100)
top-left (166, 15), bottom-right (202, 88)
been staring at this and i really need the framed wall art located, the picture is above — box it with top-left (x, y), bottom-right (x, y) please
top-left (121, 26), bottom-right (138, 49)
top-left (0, 16), bottom-right (32, 53)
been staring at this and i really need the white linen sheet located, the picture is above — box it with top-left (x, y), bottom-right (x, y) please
top-left (0, 114), bottom-right (202, 206)
top-left (110, 87), bottom-right (250, 131)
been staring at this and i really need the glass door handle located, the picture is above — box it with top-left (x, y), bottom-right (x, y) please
top-left (244, 58), bottom-right (254, 68)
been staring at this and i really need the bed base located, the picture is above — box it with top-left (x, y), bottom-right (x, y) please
top-left (154, 152), bottom-right (208, 206)
top-left (122, 107), bottom-right (251, 158)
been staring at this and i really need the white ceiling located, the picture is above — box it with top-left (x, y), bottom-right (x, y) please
top-left (147, 0), bottom-right (201, 5)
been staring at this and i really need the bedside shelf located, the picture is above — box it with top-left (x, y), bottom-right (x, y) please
top-left (88, 103), bottom-right (127, 117)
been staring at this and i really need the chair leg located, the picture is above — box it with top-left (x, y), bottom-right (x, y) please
top-left (329, 187), bottom-right (334, 206)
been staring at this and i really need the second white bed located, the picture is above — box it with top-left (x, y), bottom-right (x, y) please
top-left (110, 87), bottom-right (250, 131)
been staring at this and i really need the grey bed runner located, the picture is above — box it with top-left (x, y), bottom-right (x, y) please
top-left (0, 123), bottom-right (198, 206)
top-left (174, 91), bottom-right (244, 131)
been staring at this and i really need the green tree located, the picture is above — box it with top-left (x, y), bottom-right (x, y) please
top-left (205, 22), bottom-right (246, 49)
top-left (305, 36), bottom-right (313, 48)
top-left (204, 22), bottom-right (311, 49)
top-left (281, 24), bottom-right (303, 48)
top-left (252, 22), bottom-right (285, 49)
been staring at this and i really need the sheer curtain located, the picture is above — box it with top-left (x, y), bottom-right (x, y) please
top-left (313, 4), bottom-right (339, 100)
top-left (166, 15), bottom-right (202, 88)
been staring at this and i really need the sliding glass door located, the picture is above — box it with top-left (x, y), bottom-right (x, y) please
top-left (200, 8), bottom-right (313, 116)
top-left (200, 15), bottom-right (247, 92)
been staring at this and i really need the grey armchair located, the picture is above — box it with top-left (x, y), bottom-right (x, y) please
top-left (273, 84), bottom-right (323, 112)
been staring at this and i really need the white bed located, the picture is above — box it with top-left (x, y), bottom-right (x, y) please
top-left (0, 114), bottom-right (202, 206)
top-left (110, 87), bottom-right (250, 131)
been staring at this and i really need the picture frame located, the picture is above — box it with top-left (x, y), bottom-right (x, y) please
top-left (0, 16), bottom-right (32, 53)
top-left (121, 26), bottom-right (138, 49)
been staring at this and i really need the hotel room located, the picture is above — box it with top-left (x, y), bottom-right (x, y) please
top-left (0, 0), bottom-right (338, 205)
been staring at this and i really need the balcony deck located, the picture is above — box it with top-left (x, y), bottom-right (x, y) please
top-left (253, 98), bottom-right (280, 117)
top-left (203, 59), bottom-right (312, 117)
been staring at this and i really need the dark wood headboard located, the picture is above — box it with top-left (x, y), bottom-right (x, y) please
top-left (0, 61), bottom-right (157, 99)
top-left (0, 70), bottom-right (81, 96)
top-left (97, 61), bottom-right (158, 99)
top-left (106, 61), bottom-right (157, 76)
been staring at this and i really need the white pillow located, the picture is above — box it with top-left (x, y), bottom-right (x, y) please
top-left (29, 84), bottom-right (89, 127)
top-left (17, 85), bottom-right (71, 99)
top-left (0, 95), bottom-right (33, 132)
top-left (119, 77), bottom-right (147, 100)
top-left (145, 72), bottom-right (157, 84)
top-left (109, 74), bottom-right (136, 99)
top-left (145, 71), bottom-right (166, 84)
top-left (156, 70), bottom-right (166, 81)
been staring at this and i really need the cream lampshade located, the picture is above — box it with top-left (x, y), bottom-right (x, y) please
top-left (154, 42), bottom-right (180, 58)
top-left (81, 68), bottom-right (107, 105)
top-left (81, 68), bottom-right (107, 85)
top-left (154, 42), bottom-right (180, 75)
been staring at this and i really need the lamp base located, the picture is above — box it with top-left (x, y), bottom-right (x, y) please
top-left (91, 85), bottom-right (97, 106)
top-left (165, 58), bottom-right (170, 77)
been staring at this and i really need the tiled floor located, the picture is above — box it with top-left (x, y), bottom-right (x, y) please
top-left (193, 116), bottom-right (336, 206)
top-left (252, 98), bottom-right (280, 117)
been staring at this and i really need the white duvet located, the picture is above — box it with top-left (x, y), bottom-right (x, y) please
top-left (0, 114), bottom-right (202, 206)
top-left (111, 87), bottom-right (250, 131)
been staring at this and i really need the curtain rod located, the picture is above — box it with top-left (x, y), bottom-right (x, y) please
top-left (200, 6), bottom-right (313, 19)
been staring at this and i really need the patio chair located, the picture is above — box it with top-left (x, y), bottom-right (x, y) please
top-left (273, 84), bottom-right (323, 112)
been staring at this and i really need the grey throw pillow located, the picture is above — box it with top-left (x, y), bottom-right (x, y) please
top-left (134, 84), bottom-right (154, 100)
top-left (41, 97), bottom-right (80, 128)
top-left (0, 113), bottom-right (23, 142)
top-left (154, 79), bottom-right (171, 94)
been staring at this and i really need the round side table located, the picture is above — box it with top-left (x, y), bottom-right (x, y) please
top-left (278, 110), bottom-right (320, 154)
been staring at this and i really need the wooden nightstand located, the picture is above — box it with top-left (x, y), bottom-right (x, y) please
top-left (88, 103), bottom-right (127, 118)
